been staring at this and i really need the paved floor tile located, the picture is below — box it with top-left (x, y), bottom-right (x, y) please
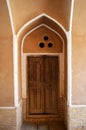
top-left (21, 122), bottom-right (66, 130)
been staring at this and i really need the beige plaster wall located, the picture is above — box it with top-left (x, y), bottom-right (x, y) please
top-left (72, 0), bottom-right (86, 104)
top-left (9, 0), bottom-right (71, 33)
top-left (0, 1), bottom-right (14, 106)
top-left (0, 38), bottom-right (14, 106)
top-left (0, 0), bottom-right (12, 37)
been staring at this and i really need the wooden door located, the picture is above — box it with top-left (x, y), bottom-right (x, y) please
top-left (44, 57), bottom-right (59, 114)
top-left (27, 56), bottom-right (59, 115)
top-left (27, 57), bottom-right (44, 114)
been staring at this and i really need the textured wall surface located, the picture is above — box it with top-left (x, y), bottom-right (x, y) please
top-left (68, 107), bottom-right (86, 130)
top-left (0, 38), bottom-right (14, 106)
top-left (0, 0), bottom-right (86, 130)
top-left (0, 102), bottom-right (22, 130)
top-left (72, 0), bottom-right (86, 104)
top-left (0, 0), bottom-right (12, 37)
top-left (0, 109), bottom-right (16, 130)
top-left (0, 1), bottom-right (14, 106)
top-left (9, 0), bottom-right (71, 33)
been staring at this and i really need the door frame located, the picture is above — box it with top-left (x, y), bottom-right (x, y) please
top-left (20, 14), bottom-right (67, 124)
top-left (22, 53), bottom-right (64, 123)
top-left (26, 55), bottom-right (60, 114)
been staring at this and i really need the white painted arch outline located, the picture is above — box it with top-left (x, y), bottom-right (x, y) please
top-left (21, 23), bottom-right (65, 100)
top-left (3, 0), bottom-right (73, 107)
top-left (4, 0), bottom-right (73, 107)
top-left (17, 13), bottom-right (67, 38)
top-left (16, 13), bottom-right (71, 106)
top-left (21, 23), bottom-right (64, 52)
top-left (5, 0), bottom-right (86, 109)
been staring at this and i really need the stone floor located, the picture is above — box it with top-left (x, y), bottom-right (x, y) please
top-left (21, 122), bottom-right (66, 130)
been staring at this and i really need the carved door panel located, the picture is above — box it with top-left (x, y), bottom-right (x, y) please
top-left (27, 57), bottom-right (44, 114)
top-left (44, 57), bottom-right (59, 114)
top-left (27, 56), bottom-right (59, 115)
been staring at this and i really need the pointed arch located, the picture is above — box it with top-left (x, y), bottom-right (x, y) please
top-left (17, 13), bottom-right (67, 43)
top-left (15, 14), bottom-right (68, 109)
top-left (21, 24), bottom-right (64, 53)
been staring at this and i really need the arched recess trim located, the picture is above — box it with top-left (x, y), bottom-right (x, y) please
top-left (16, 13), bottom-right (68, 105)
top-left (17, 14), bottom-right (67, 42)
top-left (22, 24), bottom-right (64, 53)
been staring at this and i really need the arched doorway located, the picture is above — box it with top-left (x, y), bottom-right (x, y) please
top-left (17, 14), bottom-right (67, 125)
top-left (21, 23), bottom-right (67, 124)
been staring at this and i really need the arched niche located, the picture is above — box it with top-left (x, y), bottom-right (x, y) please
top-left (17, 14), bottom-right (67, 123)
top-left (22, 24), bottom-right (63, 53)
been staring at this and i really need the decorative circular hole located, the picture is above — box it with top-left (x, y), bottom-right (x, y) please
top-left (48, 43), bottom-right (53, 48)
top-left (44, 36), bottom-right (49, 40)
top-left (39, 42), bottom-right (45, 48)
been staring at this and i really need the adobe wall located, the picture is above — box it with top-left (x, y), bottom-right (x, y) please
top-left (0, 1), bottom-right (14, 107)
top-left (1, 0), bottom-right (86, 130)
top-left (0, 38), bottom-right (14, 106)
top-left (0, 1), bottom-right (22, 130)
top-left (9, 0), bottom-right (71, 33)
top-left (72, 0), bottom-right (86, 105)
top-left (68, 0), bottom-right (86, 130)
top-left (68, 107), bottom-right (86, 130)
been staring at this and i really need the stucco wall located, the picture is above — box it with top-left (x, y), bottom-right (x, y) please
top-left (0, 1), bottom-right (14, 106)
top-left (72, 0), bottom-right (86, 104)
top-left (9, 0), bottom-right (71, 33)
top-left (0, 38), bottom-right (14, 106)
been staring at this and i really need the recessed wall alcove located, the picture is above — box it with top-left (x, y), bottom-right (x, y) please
top-left (18, 14), bottom-right (67, 124)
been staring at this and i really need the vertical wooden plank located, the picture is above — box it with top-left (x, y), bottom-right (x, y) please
top-left (44, 56), bottom-right (59, 114)
top-left (27, 57), bottom-right (44, 114)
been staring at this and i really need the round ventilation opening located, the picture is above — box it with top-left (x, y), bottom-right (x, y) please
top-left (48, 43), bottom-right (53, 48)
top-left (44, 36), bottom-right (49, 41)
top-left (39, 42), bottom-right (45, 48)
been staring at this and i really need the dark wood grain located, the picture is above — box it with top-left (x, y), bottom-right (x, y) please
top-left (26, 55), bottom-right (60, 123)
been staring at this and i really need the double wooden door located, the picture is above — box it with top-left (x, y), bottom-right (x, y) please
top-left (27, 56), bottom-right (59, 115)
